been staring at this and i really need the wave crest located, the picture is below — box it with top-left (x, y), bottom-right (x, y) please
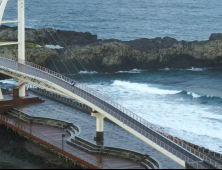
top-left (161, 67), bottom-right (205, 71)
top-left (0, 79), bottom-right (16, 85)
top-left (187, 67), bottom-right (204, 71)
top-left (79, 71), bottom-right (98, 74)
top-left (177, 91), bottom-right (222, 100)
top-left (116, 69), bottom-right (145, 73)
top-left (111, 80), bottom-right (181, 95)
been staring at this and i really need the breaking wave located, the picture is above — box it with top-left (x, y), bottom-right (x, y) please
top-left (0, 79), bottom-right (16, 85)
top-left (79, 71), bottom-right (98, 74)
top-left (116, 69), bottom-right (145, 74)
top-left (186, 67), bottom-right (205, 71)
top-left (161, 67), bottom-right (205, 71)
top-left (111, 80), bottom-right (181, 95)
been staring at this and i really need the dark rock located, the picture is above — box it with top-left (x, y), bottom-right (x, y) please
top-left (1, 25), bottom-right (222, 73)
top-left (209, 33), bottom-right (222, 41)
top-left (122, 37), bottom-right (178, 52)
top-left (0, 25), bottom-right (98, 46)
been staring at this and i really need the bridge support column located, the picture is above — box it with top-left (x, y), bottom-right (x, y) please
top-left (91, 111), bottom-right (105, 145)
top-left (18, 0), bottom-right (25, 63)
top-left (0, 87), bottom-right (3, 100)
top-left (18, 80), bottom-right (25, 97)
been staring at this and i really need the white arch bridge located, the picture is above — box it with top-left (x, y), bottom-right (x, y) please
top-left (0, 54), bottom-right (221, 169)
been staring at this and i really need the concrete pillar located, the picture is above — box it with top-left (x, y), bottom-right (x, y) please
top-left (18, 80), bottom-right (25, 97)
top-left (91, 111), bottom-right (105, 145)
top-left (0, 87), bottom-right (3, 100)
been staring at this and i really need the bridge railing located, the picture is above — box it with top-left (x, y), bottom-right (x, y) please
top-left (0, 114), bottom-right (110, 169)
top-left (0, 54), bottom-right (221, 169)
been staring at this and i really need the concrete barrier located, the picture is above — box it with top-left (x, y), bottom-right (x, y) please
top-left (68, 136), bottom-right (160, 169)
top-left (7, 108), bottom-right (80, 136)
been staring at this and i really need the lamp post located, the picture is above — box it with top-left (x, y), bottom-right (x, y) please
top-left (30, 119), bottom-right (33, 134)
top-left (62, 134), bottom-right (65, 150)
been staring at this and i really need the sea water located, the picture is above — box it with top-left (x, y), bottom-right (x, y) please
top-left (2, 0), bottom-right (222, 41)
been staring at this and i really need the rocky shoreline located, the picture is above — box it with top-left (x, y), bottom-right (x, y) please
top-left (0, 25), bottom-right (222, 75)
top-left (0, 124), bottom-right (81, 169)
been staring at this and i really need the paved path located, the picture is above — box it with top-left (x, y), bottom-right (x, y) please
top-left (3, 114), bottom-right (145, 169)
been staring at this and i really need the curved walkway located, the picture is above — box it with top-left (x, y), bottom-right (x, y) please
top-left (0, 114), bottom-right (145, 169)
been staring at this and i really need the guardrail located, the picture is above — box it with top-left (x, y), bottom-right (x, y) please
top-left (0, 114), bottom-right (111, 169)
top-left (7, 108), bottom-right (80, 134)
top-left (70, 136), bottom-right (160, 169)
top-left (0, 54), bottom-right (221, 169)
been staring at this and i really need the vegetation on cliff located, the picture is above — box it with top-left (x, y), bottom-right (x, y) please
top-left (0, 25), bottom-right (222, 73)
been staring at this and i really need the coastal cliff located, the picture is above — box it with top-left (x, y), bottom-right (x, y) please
top-left (0, 25), bottom-right (222, 74)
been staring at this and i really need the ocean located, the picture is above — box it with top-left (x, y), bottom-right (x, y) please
top-left (3, 0), bottom-right (222, 41)
top-left (1, 0), bottom-right (222, 156)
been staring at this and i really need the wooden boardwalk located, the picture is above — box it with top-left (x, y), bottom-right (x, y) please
top-left (2, 114), bottom-right (145, 169)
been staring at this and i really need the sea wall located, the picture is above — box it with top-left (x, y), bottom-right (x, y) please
top-left (0, 25), bottom-right (222, 73)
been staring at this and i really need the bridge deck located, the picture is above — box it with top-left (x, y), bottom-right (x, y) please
top-left (2, 114), bottom-right (145, 169)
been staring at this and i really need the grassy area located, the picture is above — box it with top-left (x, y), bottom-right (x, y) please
top-left (25, 42), bottom-right (36, 48)
top-left (0, 40), bottom-right (36, 50)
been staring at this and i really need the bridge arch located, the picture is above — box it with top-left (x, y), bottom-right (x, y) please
top-left (0, 0), bottom-right (26, 96)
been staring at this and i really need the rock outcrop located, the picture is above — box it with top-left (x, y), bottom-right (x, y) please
top-left (0, 25), bottom-right (222, 74)
top-left (0, 25), bottom-right (98, 46)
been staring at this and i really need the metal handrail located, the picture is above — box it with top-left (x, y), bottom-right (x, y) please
top-left (0, 54), bottom-right (221, 169)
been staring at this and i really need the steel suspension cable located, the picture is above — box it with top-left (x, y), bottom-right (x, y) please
top-left (33, 36), bottom-right (46, 68)
top-left (52, 30), bottom-right (114, 98)
top-left (39, 31), bottom-right (75, 80)
top-left (46, 30), bottom-right (88, 83)
top-left (36, 33), bottom-right (60, 74)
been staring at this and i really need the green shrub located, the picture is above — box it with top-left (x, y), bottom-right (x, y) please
top-left (0, 40), bottom-right (36, 50)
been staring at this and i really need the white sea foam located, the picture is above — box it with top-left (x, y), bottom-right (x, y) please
top-left (161, 68), bottom-right (170, 71)
top-left (174, 98), bottom-right (184, 102)
top-left (36, 45), bottom-right (42, 48)
top-left (111, 80), bottom-right (181, 95)
top-left (116, 69), bottom-right (144, 73)
top-left (187, 67), bottom-right (204, 71)
top-left (164, 68), bottom-right (170, 71)
top-left (187, 91), bottom-right (201, 98)
top-left (0, 79), bottom-right (17, 85)
top-left (206, 95), bottom-right (214, 97)
top-left (45, 44), bottom-right (64, 49)
top-left (79, 71), bottom-right (98, 74)
top-left (160, 67), bottom-right (205, 71)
